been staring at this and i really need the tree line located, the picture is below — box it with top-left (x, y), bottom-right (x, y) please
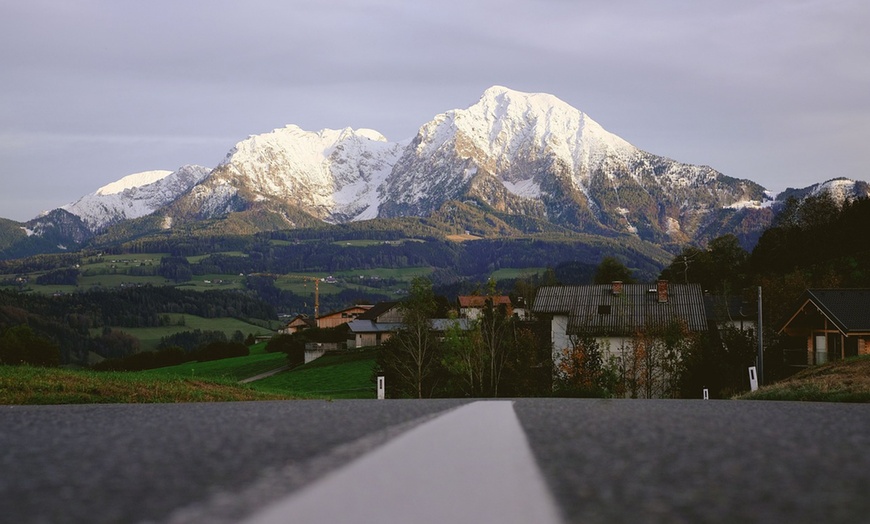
top-left (0, 286), bottom-right (275, 366)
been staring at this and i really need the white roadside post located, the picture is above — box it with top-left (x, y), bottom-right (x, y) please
top-left (377, 375), bottom-right (385, 400)
top-left (703, 388), bottom-right (709, 400)
top-left (748, 366), bottom-right (759, 391)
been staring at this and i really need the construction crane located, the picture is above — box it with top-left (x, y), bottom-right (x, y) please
top-left (301, 276), bottom-right (320, 319)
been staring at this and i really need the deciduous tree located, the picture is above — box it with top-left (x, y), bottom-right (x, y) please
top-left (378, 277), bottom-right (442, 398)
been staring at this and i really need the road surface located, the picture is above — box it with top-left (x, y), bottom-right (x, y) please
top-left (2, 399), bottom-right (869, 523)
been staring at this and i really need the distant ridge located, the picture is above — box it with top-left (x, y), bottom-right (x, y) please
top-left (5, 86), bottom-right (869, 258)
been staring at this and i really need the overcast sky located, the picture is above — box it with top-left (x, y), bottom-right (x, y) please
top-left (1, 0), bottom-right (868, 222)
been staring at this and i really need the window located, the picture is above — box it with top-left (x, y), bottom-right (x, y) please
top-left (597, 305), bottom-right (611, 315)
top-left (815, 334), bottom-right (827, 364)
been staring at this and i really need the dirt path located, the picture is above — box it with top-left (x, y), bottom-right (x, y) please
top-left (238, 365), bottom-right (291, 384)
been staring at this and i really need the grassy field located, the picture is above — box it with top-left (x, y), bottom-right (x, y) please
top-left (737, 356), bottom-right (870, 402)
top-left (490, 267), bottom-right (547, 281)
top-left (0, 366), bottom-right (293, 405)
top-left (271, 268), bottom-right (434, 298)
top-left (186, 252), bottom-right (248, 263)
top-left (250, 348), bottom-right (379, 399)
top-left (6, 349), bottom-right (869, 404)
top-left (445, 233), bottom-right (483, 242)
top-left (95, 314), bottom-right (277, 352)
top-left (331, 239), bottom-right (424, 247)
top-left (141, 343), bottom-right (288, 382)
top-left (1, 247), bottom-right (443, 300)
top-left (0, 344), bottom-right (376, 404)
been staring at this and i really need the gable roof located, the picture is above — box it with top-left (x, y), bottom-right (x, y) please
top-left (318, 304), bottom-right (373, 319)
top-left (458, 295), bottom-right (512, 308)
top-left (533, 283), bottom-right (708, 336)
top-left (346, 319), bottom-right (404, 334)
top-left (286, 314), bottom-right (315, 327)
top-left (357, 301), bottom-right (400, 321)
top-left (780, 289), bottom-right (870, 335)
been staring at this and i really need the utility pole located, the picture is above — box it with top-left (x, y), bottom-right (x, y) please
top-left (757, 286), bottom-right (763, 386)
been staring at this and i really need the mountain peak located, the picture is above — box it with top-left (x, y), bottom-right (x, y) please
top-left (95, 170), bottom-right (173, 196)
top-left (418, 85), bottom-right (636, 174)
top-left (14, 86), bottom-right (799, 256)
top-left (61, 165), bottom-right (210, 232)
top-left (479, 85), bottom-right (568, 110)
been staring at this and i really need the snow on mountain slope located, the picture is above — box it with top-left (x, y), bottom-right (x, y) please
top-left (179, 125), bottom-right (406, 223)
top-left (810, 178), bottom-right (870, 202)
top-left (378, 86), bottom-right (764, 242)
top-left (30, 85), bottom-right (849, 248)
top-left (381, 86), bottom-right (623, 216)
top-left (95, 170), bottom-right (173, 196)
top-left (62, 165), bottom-right (210, 232)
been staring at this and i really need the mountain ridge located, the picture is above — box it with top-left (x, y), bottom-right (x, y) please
top-left (5, 86), bottom-right (869, 259)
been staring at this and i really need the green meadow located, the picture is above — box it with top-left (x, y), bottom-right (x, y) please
top-left (251, 348), bottom-right (379, 399)
top-left (94, 314), bottom-right (277, 352)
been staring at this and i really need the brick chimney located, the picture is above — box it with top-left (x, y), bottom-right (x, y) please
top-left (657, 280), bottom-right (669, 303)
top-left (612, 281), bottom-right (623, 295)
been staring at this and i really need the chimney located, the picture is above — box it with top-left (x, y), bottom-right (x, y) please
top-left (612, 281), bottom-right (623, 295)
top-left (657, 280), bottom-right (669, 303)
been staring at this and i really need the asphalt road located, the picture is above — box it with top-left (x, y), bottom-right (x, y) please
top-left (2, 399), bottom-right (869, 524)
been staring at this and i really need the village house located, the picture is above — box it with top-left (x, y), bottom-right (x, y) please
top-left (346, 302), bottom-right (403, 348)
top-left (457, 295), bottom-right (513, 320)
top-left (346, 301), bottom-right (476, 348)
top-left (316, 304), bottom-right (373, 329)
top-left (279, 314), bottom-right (315, 335)
top-left (778, 289), bottom-right (870, 366)
top-left (532, 280), bottom-right (709, 362)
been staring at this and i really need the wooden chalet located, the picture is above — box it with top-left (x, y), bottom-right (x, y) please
top-left (279, 314), bottom-right (316, 335)
top-left (778, 289), bottom-right (870, 365)
top-left (346, 302), bottom-right (403, 348)
top-left (316, 304), bottom-right (373, 329)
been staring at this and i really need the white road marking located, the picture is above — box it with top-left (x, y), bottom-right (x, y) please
top-left (242, 400), bottom-right (563, 524)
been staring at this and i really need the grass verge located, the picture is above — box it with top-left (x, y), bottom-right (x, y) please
top-left (141, 351), bottom-right (288, 382)
top-left (250, 348), bottom-right (378, 399)
top-left (0, 366), bottom-right (294, 405)
top-left (737, 355), bottom-right (870, 402)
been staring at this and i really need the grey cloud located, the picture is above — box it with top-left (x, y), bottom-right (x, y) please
top-left (1, 0), bottom-right (868, 220)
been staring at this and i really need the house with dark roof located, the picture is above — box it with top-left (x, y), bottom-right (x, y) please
top-left (532, 280), bottom-right (708, 361)
top-left (279, 314), bottom-right (316, 335)
top-left (346, 301), bottom-right (477, 348)
top-left (346, 302), bottom-right (403, 348)
top-left (778, 289), bottom-right (870, 365)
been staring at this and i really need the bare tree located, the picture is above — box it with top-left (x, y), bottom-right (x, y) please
top-left (378, 277), bottom-right (441, 398)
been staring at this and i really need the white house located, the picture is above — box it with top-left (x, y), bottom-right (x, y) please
top-left (532, 280), bottom-right (709, 362)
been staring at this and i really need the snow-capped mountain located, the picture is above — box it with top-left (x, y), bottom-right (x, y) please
top-left (166, 126), bottom-right (406, 225)
top-left (775, 178), bottom-right (870, 204)
top-left (14, 86), bottom-right (866, 254)
top-left (158, 86), bottom-right (767, 243)
top-left (60, 165), bottom-right (210, 232)
top-left (379, 86), bottom-right (766, 242)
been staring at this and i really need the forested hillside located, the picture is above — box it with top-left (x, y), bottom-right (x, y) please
top-left (661, 193), bottom-right (870, 323)
top-left (0, 287), bottom-right (275, 366)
